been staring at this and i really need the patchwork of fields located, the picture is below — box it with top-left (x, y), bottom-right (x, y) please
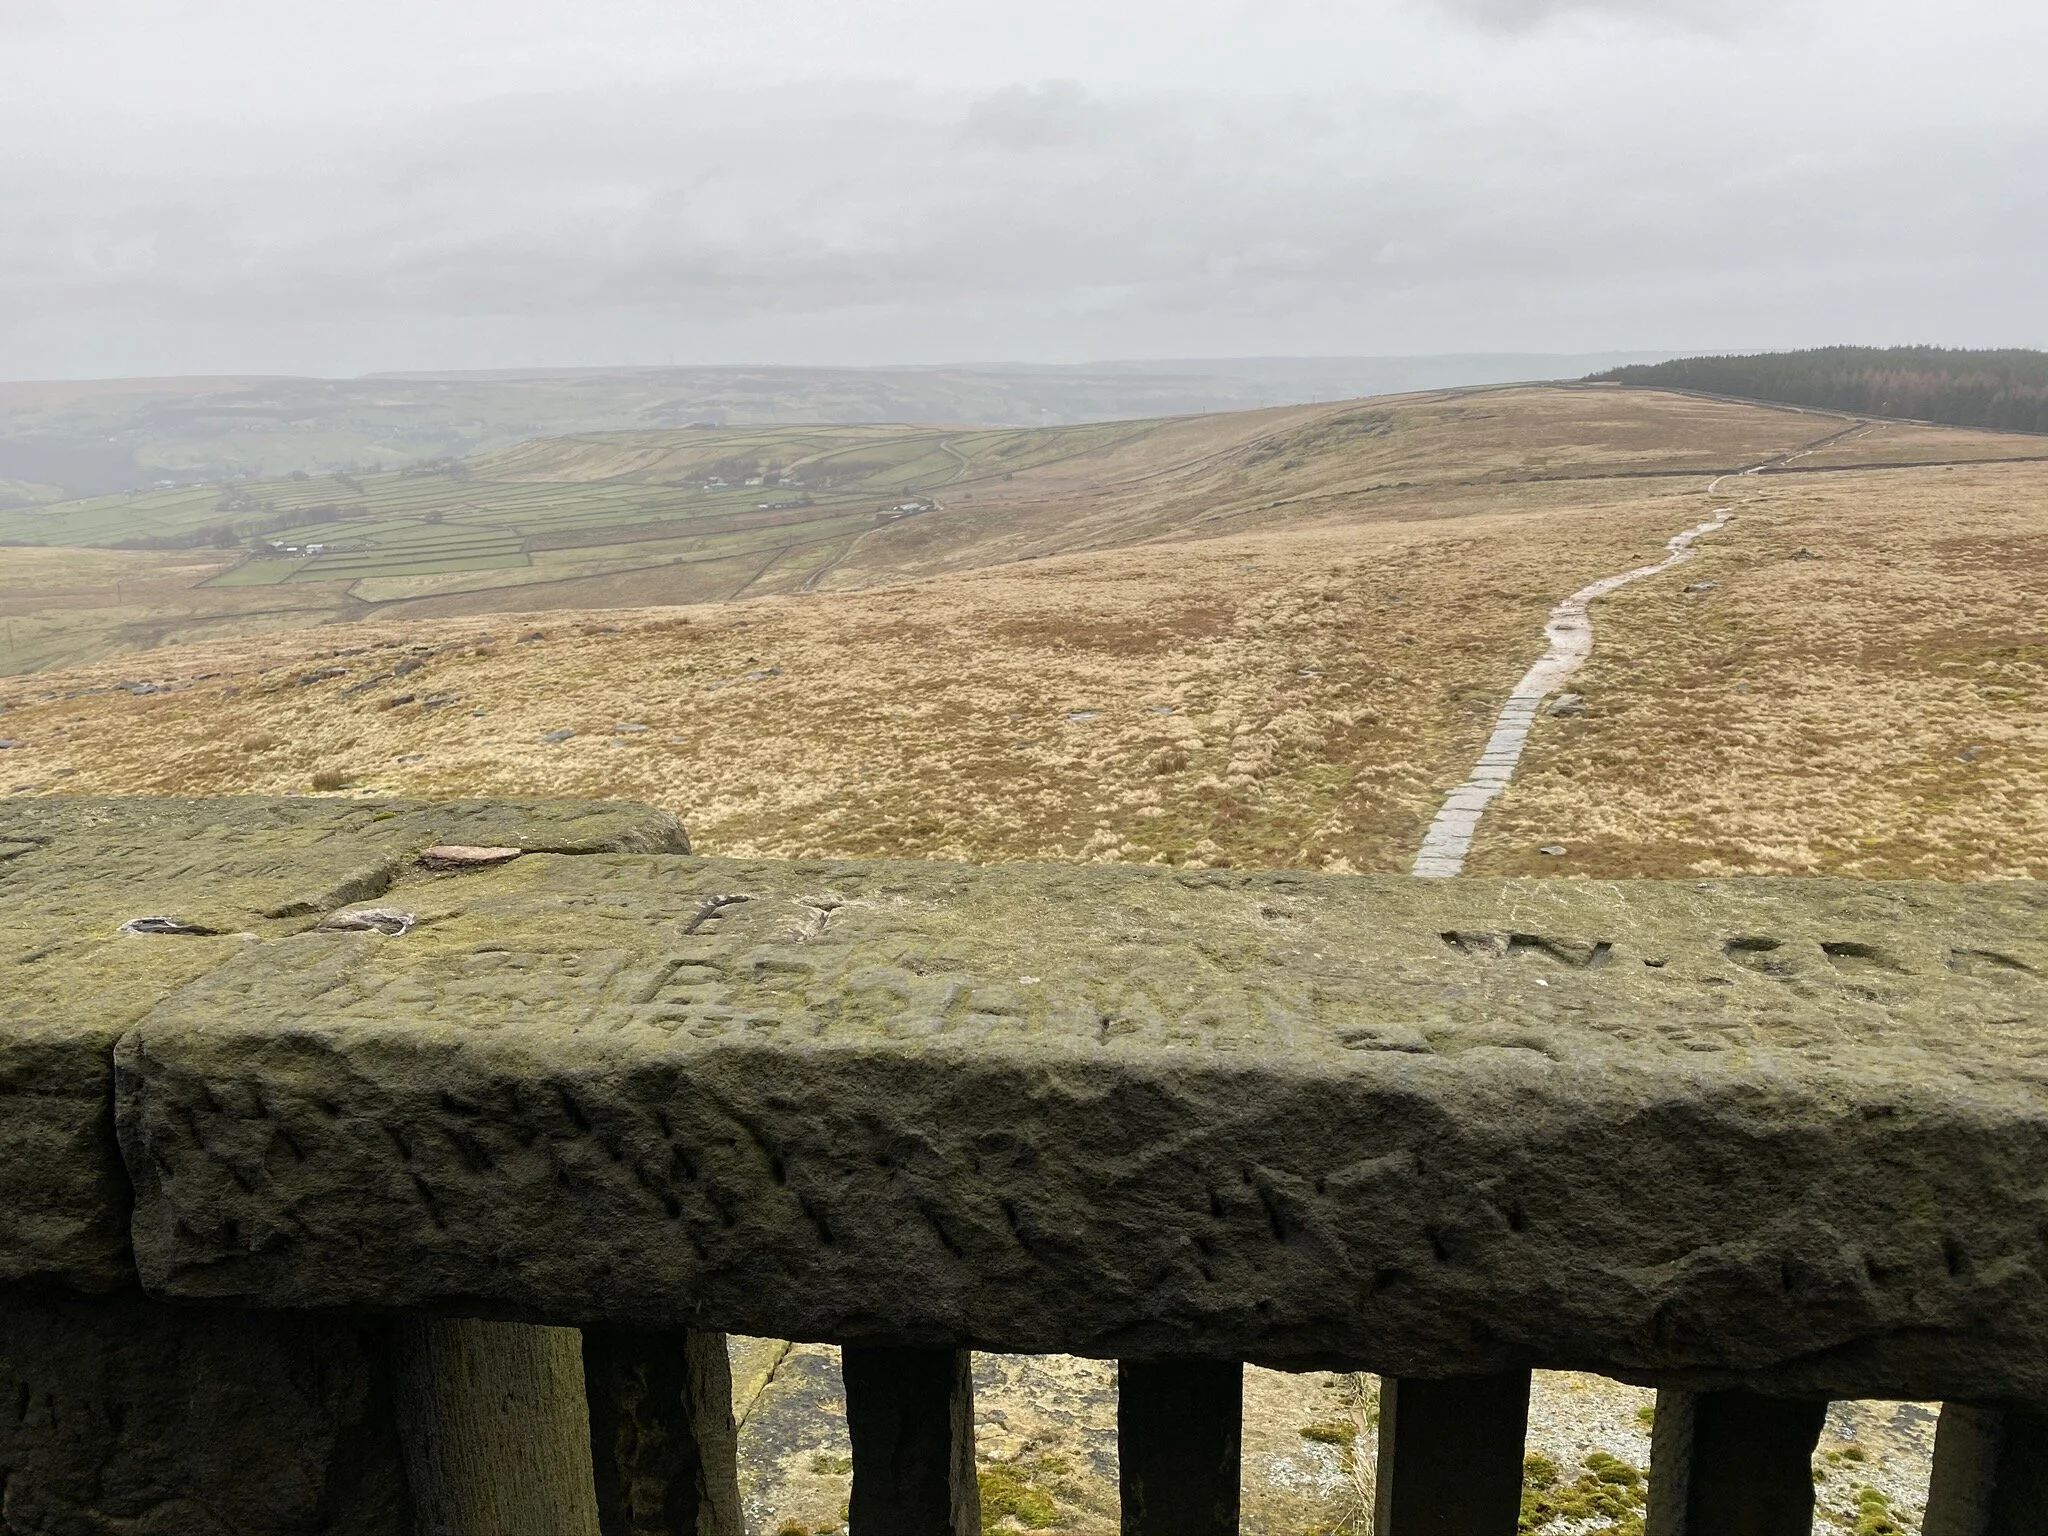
top-left (0, 417), bottom-right (1191, 670)
top-left (0, 420), bottom-right (1160, 603)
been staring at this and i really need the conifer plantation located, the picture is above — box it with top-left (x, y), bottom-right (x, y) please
top-left (1596, 346), bottom-right (2048, 435)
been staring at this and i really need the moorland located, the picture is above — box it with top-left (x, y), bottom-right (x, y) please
top-left (2, 383), bottom-right (2041, 890)
top-left (0, 353), bottom-right (1663, 508)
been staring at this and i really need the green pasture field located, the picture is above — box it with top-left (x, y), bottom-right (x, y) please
top-left (0, 420), bottom-right (1162, 599)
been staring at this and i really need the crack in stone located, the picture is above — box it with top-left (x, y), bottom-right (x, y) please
top-left (682, 895), bottom-right (749, 936)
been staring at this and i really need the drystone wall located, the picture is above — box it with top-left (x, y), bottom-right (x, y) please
top-left (5, 796), bottom-right (2048, 1532)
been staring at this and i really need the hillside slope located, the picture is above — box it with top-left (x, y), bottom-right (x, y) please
top-left (0, 353), bottom-right (1671, 506)
top-left (0, 384), bottom-right (1858, 672)
top-left (2, 384), bottom-right (2042, 887)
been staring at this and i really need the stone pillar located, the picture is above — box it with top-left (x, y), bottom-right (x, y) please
top-left (396, 1317), bottom-right (603, 1536)
top-left (1643, 1388), bottom-right (1826, 1536)
top-left (1372, 1370), bottom-right (1530, 1536)
top-left (0, 1292), bottom-right (414, 1536)
top-left (1116, 1359), bottom-right (1242, 1536)
top-left (841, 1346), bottom-right (981, 1536)
top-left (1924, 1403), bottom-right (2048, 1535)
top-left (581, 1329), bottom-right (744, 1536)
top-left (1643, 1386), bottom-right (1696, 1536)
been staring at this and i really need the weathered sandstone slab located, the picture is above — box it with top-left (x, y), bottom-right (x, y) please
top-left (108, 848), bottom-right (2048, 1402)
top-left (0, 796), bottom-right (685, 1289)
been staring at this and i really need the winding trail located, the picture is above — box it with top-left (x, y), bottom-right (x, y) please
top-left (1410, 469), bottom-right (1755, 878)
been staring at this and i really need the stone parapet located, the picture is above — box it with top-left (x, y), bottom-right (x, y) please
top-left (4, 795), bottom-right (2047, 1533)
top-left (106, 847), bottom-right (2048, 1403)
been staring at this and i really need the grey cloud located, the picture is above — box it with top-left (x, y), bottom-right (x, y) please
top-left (0, 0), bottom-right (2042, 376)
top-left (0, 0), bottom-right (63, 26)
top-left (0, 88), bottom-right (1451, 330)
top-left (9, 84), bottom-right (2027, 318)
top-left (1423, 0), bottom-right (1776, 33)
top-left (957, 81), bottom-right (1105, 149)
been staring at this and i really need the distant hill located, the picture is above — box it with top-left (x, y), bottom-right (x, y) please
top-left (1592, 347), bottom-right (2048, 435)
top-left (0, 354), bottom-right (1672, 506)
top-left (0, 383), bottom-right (1863, 675)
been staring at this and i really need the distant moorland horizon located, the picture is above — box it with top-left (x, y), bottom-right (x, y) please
top-left (0, 352), bottom-right (1673, 506)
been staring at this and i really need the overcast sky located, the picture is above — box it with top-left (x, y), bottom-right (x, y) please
top-left (2, 0), bottom-right (2042, 379)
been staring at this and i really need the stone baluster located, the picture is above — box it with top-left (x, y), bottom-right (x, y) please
top-left (1922, 1402), bottom-right (2048, 1535)
top-left (581, 1328), bottom-right (745, 1536)
top-left (1371, 1370), bottom-right (1532, 1535)
top-left (841, 1346), bottom-right (981, 1536)
top-left (395, 1317), bottom-right (603, 1536)
top-left (1116, 1359), bottom-right (1243, 1536)
top-left (1643, 1388), bottom-right (1826, 1536)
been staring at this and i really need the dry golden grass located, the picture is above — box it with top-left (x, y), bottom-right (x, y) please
top-left (815, 383), bottom-right (1840, 587)
top-left (0, 543), bottom-right (358, 675)
top-left (1473, 458), bottom-right (2048, 880)
top-left (1783, 416), bottom-right (2048, 468)
top-left (0, 481), bottom-right (1722, 871)
top-left (2, 384), bottom-right (2041, 886)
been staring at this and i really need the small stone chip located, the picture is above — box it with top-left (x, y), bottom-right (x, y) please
top-left (1539, 845), bottom-right (1569, 857)
top-left (418, 845), bottom-right (522, 870)
top-left (317, 908), bottom-right (417, 936)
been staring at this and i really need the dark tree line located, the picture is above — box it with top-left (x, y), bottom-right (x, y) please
top-left (1591, 347), bottom-right (2048, 436)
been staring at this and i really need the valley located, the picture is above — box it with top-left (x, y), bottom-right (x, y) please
top-left (2, 383), bottom-right (2040, 885)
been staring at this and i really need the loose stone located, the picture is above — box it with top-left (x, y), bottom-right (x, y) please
top-left (418, 845), bottom-right (522, 870)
